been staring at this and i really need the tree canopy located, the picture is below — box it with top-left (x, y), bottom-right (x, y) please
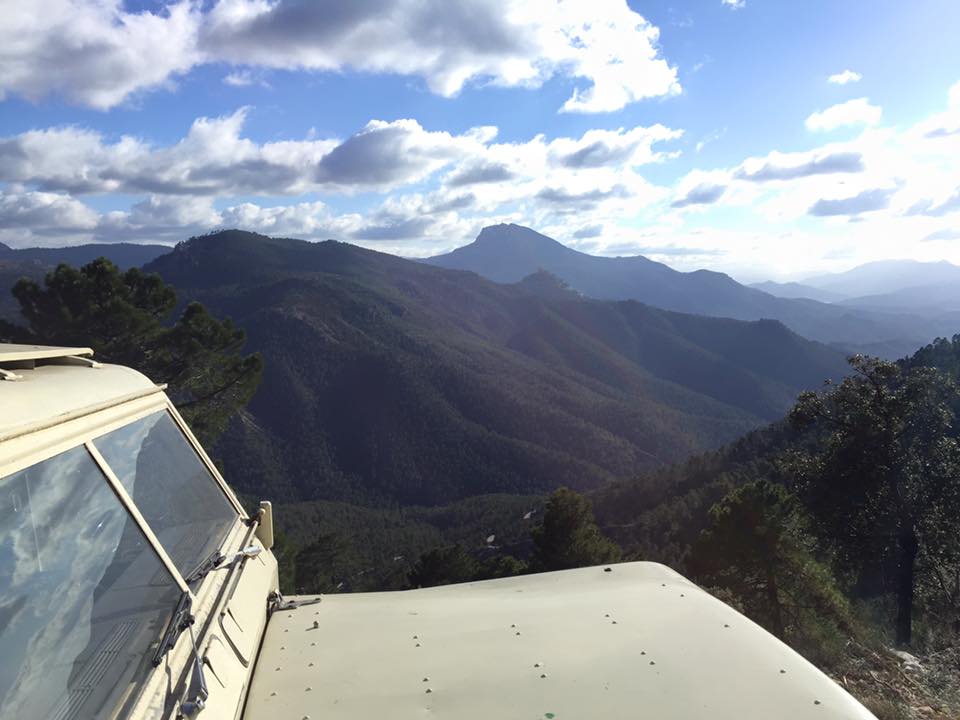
top-left (532, 487), bottom-right (621, 571)
top-left (689, 479), bottom-right (852, 656)
top-left (0, 259), bottom-right (262, 444)
top-left (788, 355), bottom-right (960, 644)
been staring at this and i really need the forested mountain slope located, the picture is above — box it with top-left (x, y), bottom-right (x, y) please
top-left (591, 334), bottom-right (960, 568)
top-left (0, 241), bottom-right (168, 268)
top-left (145, 230), bottom-right (848, 506)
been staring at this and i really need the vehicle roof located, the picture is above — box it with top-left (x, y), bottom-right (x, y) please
top-left (0, 343), bottom-right (161, 441)
top-left (243, 562), bottom-right (875, 720)
top-left (0, 343), bottom-right (93, 363)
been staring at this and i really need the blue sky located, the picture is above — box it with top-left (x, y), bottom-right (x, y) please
top-left (1, 0), bottom-right (958, 280)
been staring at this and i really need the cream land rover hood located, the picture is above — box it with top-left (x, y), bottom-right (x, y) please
top-left (242, 562), bottom-right (875, 720)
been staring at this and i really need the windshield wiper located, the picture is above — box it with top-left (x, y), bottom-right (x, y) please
top-left (153, 546), bottom-right (263, 668)
top-left (183, 550), bottom-right (226, 585)
top-left (185, 545), bottom-right (263, 586)
top-left (151, 591), bottom-right (209, 716)
top-left (153, 592), bottom-right (193, 666)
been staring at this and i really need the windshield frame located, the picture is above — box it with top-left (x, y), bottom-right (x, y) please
top-left (0, 383), bottom-right (256, 719)
top-left (0, 438), bottom-right (191, 719)
top-left (87, 406), bottom-right (245, 581)
top-left (0, 396), bottom-right (250, 591)
top-left (0, 396), bottom-right (250, 598)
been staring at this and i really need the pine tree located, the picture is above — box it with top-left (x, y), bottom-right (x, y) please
top-left (1, 259), bottom-right (262, 444)
top-left (531, 487), bottom-right (621, 571)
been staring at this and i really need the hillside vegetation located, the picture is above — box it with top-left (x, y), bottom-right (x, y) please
top-left (144, 229), bottom-right (848, 506)
top-left (587, 340), bottom-right (960, 718)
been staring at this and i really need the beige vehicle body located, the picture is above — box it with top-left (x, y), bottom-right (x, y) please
top-left (0, 344), bottom-right (877, 720)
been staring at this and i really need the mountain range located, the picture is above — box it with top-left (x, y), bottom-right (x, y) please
top-left (755, 260), bottom-right (960, 309)
top-left (5, 225), bottom-right (960, 510)
top-left (140, 230), bottom-right (849, 507)
top-left (747, 281), bottom-right (847, 304)
top-left (801, 259), bottom-right (960, 298)
top-left (427, 224), bottom-right (960, 358)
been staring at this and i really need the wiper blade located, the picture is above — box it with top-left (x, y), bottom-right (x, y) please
top-left (184, 550), bottom-right (225, 585)
top-left (153, 592), bottom-right (193, 666)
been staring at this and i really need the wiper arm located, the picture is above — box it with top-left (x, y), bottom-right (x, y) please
top-left (185, 545), bottom-right (263, 586)
top-left (153, 592), bottom-right (193, 666)
top-left (152, 546), bottom-right (264, 679)
top-left (184, 550), bottom-right (226, 585)
top-left (151, 591), bottom-right (209, 716)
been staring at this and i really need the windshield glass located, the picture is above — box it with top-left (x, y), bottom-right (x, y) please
top-left (93, 411), bottom-right (239, 579)
top-left (0, 446), bottom-right (182, 720)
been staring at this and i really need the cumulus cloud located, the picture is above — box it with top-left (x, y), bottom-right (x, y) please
top-left (828, 70), bottom-right (862, 85)
top-left (314, 119), bottom-right (483, 190)
top-left (6, 74), bottom-right (959, 277)
top-left (573, 224), bottom-right (604, 239)
top-left (721, 0), bottom-right (746, 9)
top-left (222, 69), bottom-right (269, 88)
top-left (0, 105), bottom-right (686, 250)
top-left (535, 184), bottom-right (629, 209)
top-left (637, 245), bottom-right (722, 256)
top-left (806, 98), bottom-right (882, 132)
top-left (428, 193), bottom-right (477, 213)
top-left (671, 183), bottom-right (726, 208)
top-left (923, 228), bottom-right (960, 242)
top-left (446, 162), bottom-right (516, 187)
top-left (0, 111), bottom-right (489, 196)
top-left (219, 201), bottom-right (350, 239)
top-left (0, 111), bottom-right (681, 243)
top-left (0, 1), bottom-right (200, 110)
top-left (907, 187), bottom-right (960, 217)
top-left (552, 125), bottom-right (682, 168)
top-left (353, 216), bottom-right (434, 241)
top-left (2, 0), bottom-right (679, 113)
top-left (735, 150), bottom-right (864, 181)
top-left (809, 188), bottom-right (895, 217)
top-left (0, 189), bottom-right (98, 233)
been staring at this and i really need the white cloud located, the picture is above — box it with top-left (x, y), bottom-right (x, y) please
top-left (0, 110), bottom-right (680, 210)
top-left (0, 111), bottom-right (681, 252)
top-left (0, 110), bottom-right (493, 196)
top-left (0, 189), bottom-right (98, 233)
top-left (721, 0), bottom-right (746, 9)
top-left (313, 119), bottom-right (487, 191)
top-left (0, 0), bottom-right (200, 110)
top-left (950, 80), bottom-right (960, 109)
top-left (805, 98), bottom-right (882, 132)
top-left (6, 76), bottom-right (960, 278)
top-left (735, 148), bottom-right (865, 181)
top-left (827, 70), bottom-right (862, 85)
top-left (222, 69), bottom-right (269, 88)
top-left (1, 0), bottom-right (679, 113)
top-left (671, 183), bottom-right (726, 208)
top-left (808, 187), bottom-right (895, 217)
top-left (549, 125), bottom-right (682, 167)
